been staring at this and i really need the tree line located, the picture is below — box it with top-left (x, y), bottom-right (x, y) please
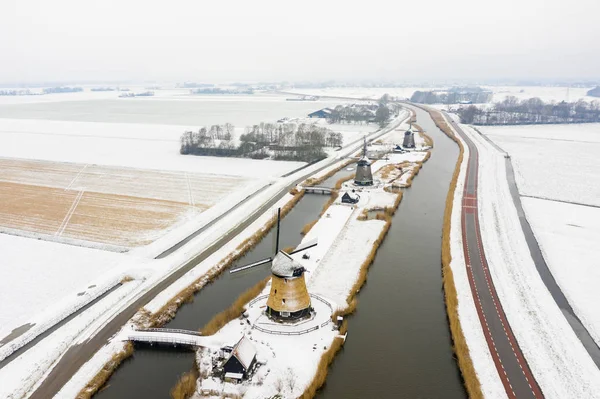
top-left (411, 87), bottom-right (493, 104)
top-left (180, 122), bottom-right (342, 162)
top-left (326, 101), bottom-right (399, 127)
top-left (42, 87), bottom-right (83, 94)
top-left (456, 97), bottom-right (600, 125)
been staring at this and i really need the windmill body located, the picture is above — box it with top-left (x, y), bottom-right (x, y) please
top-left (354, 136), bottom-right (374, 186)
top-left (230, 209), bottom-right (317, 323)
top-left (266, 251), bottom-right (312, 321)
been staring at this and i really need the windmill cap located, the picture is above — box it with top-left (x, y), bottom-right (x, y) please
top-left (271, 251), bottom-right (305, 278)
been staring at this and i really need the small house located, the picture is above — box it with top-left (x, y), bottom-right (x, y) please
top-left (308, 108), bottom-right (333, 118)
top-left (223, 336), bottom-right (257, 380)
top-left (342, 191), bottom-right (360, 204)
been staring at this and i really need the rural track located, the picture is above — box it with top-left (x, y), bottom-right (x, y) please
top-left (452, 117), bottom-right (544, 399)
top-left (28, 108), bottom-right (408, 399)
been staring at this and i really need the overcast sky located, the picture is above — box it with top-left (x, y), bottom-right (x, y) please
top-left (2, 0), bottom-right (599, 84)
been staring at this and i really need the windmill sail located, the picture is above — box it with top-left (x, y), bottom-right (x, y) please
top-left (289, 238), bottom-right (318, 255)
top-left (230, 257), bottom-right (273, 274)
top-left (229, 207), bottom-right (318, 274)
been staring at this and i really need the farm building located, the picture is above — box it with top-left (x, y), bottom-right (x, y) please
top-left (342, 191), bottom-right (360, 204)
top-left (308, 108), bottom-right (333, 118)
top-left (223, 336), bottom-right (257, 380)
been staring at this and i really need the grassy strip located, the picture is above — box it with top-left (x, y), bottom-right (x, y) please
top-left (414, 105), bottom-right (484, 399)
top-left (301, 220), bottom-right (319, 235)
top-left (76, 343), bottom-right (134, 399)
top-left (170, 364), bottom-right (200, 399)
top-left (200, 277), bottom-right (270, 336)
top-left (421, 132), bottom-right (434, 148)
top-left (298, 321), bottom-right (348, 399)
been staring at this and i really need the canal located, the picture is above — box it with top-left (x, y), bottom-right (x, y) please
top-left (95, 106), bottom-right (466, 398)
top-left (318, 105), bottom-right (465, 398)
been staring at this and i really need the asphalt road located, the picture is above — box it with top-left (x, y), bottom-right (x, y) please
top-left (28, 109), bottom-right (406, 399)
top-left (452, 118), bottom-right (544, 399)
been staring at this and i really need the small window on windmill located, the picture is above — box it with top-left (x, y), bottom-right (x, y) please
top-left (274, 289), bottom-right (277, 294)
top-left (282, 299), bottom-right (286, 304)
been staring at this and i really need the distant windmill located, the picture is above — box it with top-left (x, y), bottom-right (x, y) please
top-left (230, 208), bottom-right (317, 321)
top-left (354, 136), bottom-right (374, 186)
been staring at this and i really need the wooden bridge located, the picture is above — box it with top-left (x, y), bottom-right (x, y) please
top-left (303, 186), bottom-right (335, 195)
top-left (122, 328), bottom-right (224, 349)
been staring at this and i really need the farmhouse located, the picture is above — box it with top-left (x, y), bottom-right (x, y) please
top-left (223, 336), bottom-right (257, 380)
top-left (308, 108), bottom-right (333, 118)
top-left (341, 191), bottom-right (360, 204)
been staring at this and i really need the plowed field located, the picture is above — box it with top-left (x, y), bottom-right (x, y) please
top-left (0, 157), bottom-right (255, 247)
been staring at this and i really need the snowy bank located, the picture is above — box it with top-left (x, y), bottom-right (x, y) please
top-left (462, 124), bottom-right (600, 398)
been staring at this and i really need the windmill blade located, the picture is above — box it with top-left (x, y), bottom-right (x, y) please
top-left (289, 238), bottom-right (318, 255)
top-left (229, 257), bottom-right (272, 274)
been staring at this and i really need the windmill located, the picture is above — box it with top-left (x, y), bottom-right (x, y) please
top-left (354, 136), bottom-right (374, 186)
top-left (230, 208), bottom-right (318, 322)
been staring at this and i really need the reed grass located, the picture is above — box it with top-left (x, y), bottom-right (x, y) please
top-left (300, 214), bottom-right (394, 398)
top-left (421, 132), bottom-right (434, 148)
top-left (304, 159), bottom-right (354, 187)
top-left (76, 342), bottom-right (134, 399)
top-left (301, 220), bottom-right (318, 236)
top-left (170, 364), bottom-right (199, 399)
top-left (334, 174), bottom-right (355, 190)
top-left (200, 277), bottom-right (270, 335)
top-left (413, 104), bottom-right (483, 399)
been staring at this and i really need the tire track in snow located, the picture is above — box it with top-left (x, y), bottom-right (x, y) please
top-left (56, 190), bottom-right (84, 236)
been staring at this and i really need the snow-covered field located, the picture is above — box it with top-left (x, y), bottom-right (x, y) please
top-left (522, 197), bottom-right (600, 346)
top-left (478, 123), bottom-right (600, 352)
top-left (479, 123), bottom-right (600, 207)
top-left (462, 124), bottom-right (600, 398)
top-left (286, 87), bottom-right (430, 101)
top-left (0, 234), bottom-right (125, 344)
top-left (287, 85), bottom-right (599, 104)
top-left (483, 86), bottom-right (597, 103)
top-left (0, 118), bottom-right (304, 178)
